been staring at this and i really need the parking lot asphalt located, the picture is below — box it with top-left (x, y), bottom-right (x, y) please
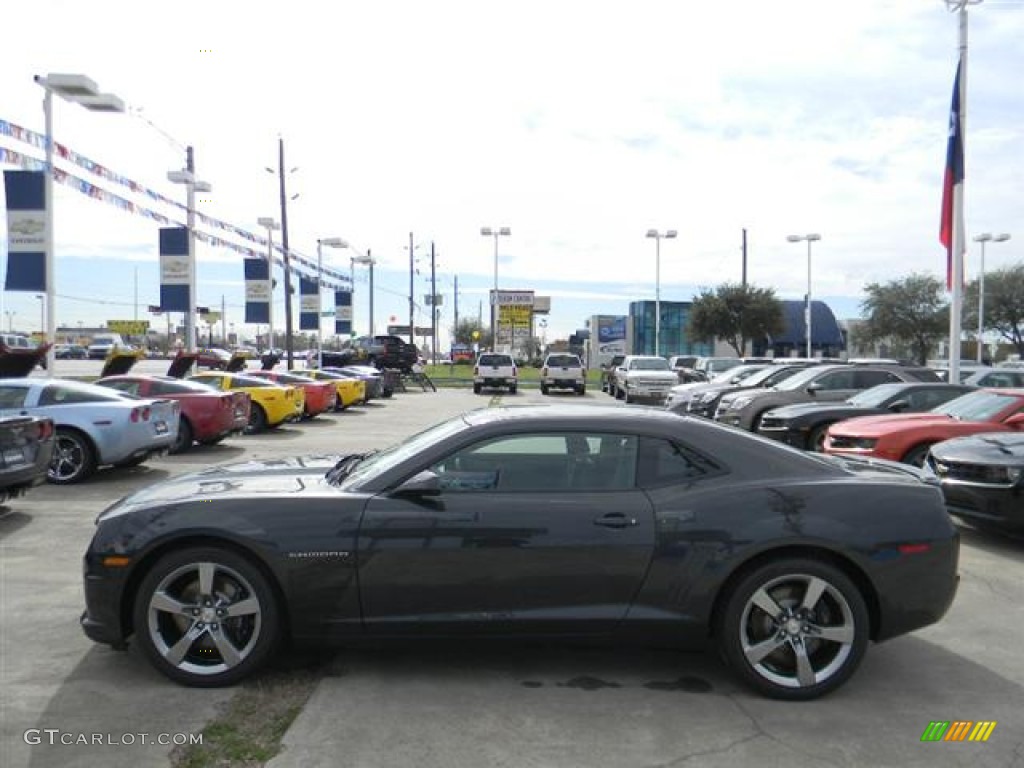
top-left (2, 376), bottom-right (1023, 767)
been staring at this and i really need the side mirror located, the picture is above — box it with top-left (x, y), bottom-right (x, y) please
top-left (806, 382), bottom-right (822, 394)
top-left (392, 470), bottom-right (442, 497)
top-left (888, 399), bottom-right (910, 413)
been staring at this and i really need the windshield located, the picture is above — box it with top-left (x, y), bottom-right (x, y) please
top-left (743, 366), bottom-right (798, 387)
top-left (629, 358), bottom-right (670, 371)
top-left (336, 414), bottom-right (472, 489)
top-left (847, 383), bottom-right (908, 407)
top-left (931, 390), bottom-right (1020, 421)
top-left (774, 366), bottom-right (833, 391)
top-left (712, 365), bottom-right (766, 383)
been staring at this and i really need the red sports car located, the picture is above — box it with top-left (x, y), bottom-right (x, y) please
top-left (824, 388), bottom-right (1024, 466)
top-left (96, 376), bottom-right (251, 453)
top-left (246, 370), bottom-right (337, 418)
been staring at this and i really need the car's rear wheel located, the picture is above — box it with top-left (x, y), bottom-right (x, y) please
top-left (473, 383), bottom-right (482, 395)
top-left (170, 417), bottom-right (193, 454)
top-left (717, 558), bottom-right (869, 700)
top-left (49, 428), bottom-right (97, 484)
top-left (246, 404), bottom-right (267, 434)
top-left (509, 384), bottom-right (518, 395)
top-left (541, 384), bottom-right (549, 395)
top-left (132, 546), bottom-right (280, 687)
top-left (577, 385), bottom-right (586, 396)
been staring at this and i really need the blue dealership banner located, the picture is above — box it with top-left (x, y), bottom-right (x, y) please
top-left (334, 290), bottom-right (352, 335)
top-left (4, 170), bottom-right (48, 292)
top-left (159, 227), bottom-right (190, 311)
top-left (299, 277), bottom-right (319, 331)
top-left (243, 258), bottom-right (270, 324)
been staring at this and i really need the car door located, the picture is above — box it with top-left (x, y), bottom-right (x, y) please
top-left (357, 431), bottom-right (656, 635)
top-left (805, 368), bottom-right (863, 402)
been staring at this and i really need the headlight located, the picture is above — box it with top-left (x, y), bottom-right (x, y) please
top-left (1006, 466), bottom-right (1023, 484)
top-left (730, 396), bottom-right (753, 410)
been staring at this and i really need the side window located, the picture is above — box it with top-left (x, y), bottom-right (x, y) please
top-left (856, 369), bottom-right (901, 388)
top-left (907, 388), bottom-right (951, 410)
top-left (103, 380), bottom-right (141, 396)
top-left (813, 370), bottom-right (858, 390)
top-left (637, 438), bottom-right (722, 488)
top-left (0, 386), bottom-right (28, 408)
top-left (38, 385), bottom-right (111, 406)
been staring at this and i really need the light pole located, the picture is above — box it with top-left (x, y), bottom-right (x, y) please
top-left (35, 295), bottom-right (44, 337)
top-left (786, 233), bottom-right (822, 358)
top-left (480, 226), bottom-right (511, 350)
top-left (168, 147), bottom-right (211, 354)
top-left (257, 217), bottom-right (280, 352)
top-left (5, 311), bottom-right (15, 333)
top-left (351, 251), bottom-right (376, 336)
top-left (316, 237), bottom-right (346, 369)
top-left (34, 73), bottom-right (124, 374)
top-left (645, 229), bottom-right (677, 356)
top-left (973, 232), bottom-right (1011, 363)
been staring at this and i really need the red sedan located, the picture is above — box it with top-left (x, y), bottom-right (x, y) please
top-left (246, 370), bottom-right (337, 418)
top-left (824, 388), bottom-right (1024, 466)
top-left (96, 375), bottom-right (251, 453)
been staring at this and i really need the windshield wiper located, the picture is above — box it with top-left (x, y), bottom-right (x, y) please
top-left (325, 450), bottom-right (378, 485)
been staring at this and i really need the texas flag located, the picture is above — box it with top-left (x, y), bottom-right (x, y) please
top-left (939, 59), bottom-right (964, 291)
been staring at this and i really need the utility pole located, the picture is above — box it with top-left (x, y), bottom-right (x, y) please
top-left (185, 145), bottom-right (197, 352)
top-left (408, 232), bottom-right (415, 346)
top-left (367, 249), bottom-right (374, 336)
top-left (453, 274), bottom-right (459, 345)
top-left (221, 294), bottom-right (226, 345)
top-left (742, 228), bottom-right (748, 287)
top-left (430, 242), bottom-right (437, 361)
top-left (278, 137), bottom-right (295, 369)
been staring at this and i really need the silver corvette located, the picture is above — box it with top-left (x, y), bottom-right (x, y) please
top-left (0, 378), bottom-right (179, 484)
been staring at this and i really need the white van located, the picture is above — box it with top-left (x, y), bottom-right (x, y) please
top-left (88, 333), bottom-right (126, 360)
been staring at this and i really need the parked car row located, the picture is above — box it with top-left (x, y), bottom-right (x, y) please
top-left (0, 348), bottom-right (398, 497)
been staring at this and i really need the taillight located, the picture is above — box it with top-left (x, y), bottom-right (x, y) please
top-left (130, 406), bottom-right (152, 423)
top-left (36, 420), bottom-right (53, 440)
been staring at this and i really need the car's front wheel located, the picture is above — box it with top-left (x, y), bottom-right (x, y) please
top-left (132, 546), bottom-right (280, 687)
top-left (49, 428), bottom-right (97, 484)
top-left (246, 404), bottom-right (267, 434)
top-left (717, 558), bottom-right (869, 700)
top-left (170, 417), bottom-right (193, 454)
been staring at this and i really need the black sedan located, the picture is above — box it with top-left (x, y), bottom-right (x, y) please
top-left (81, 405), bottom-right (959, 700)
top-left (927, 433), bottom-right (1024, 534)
top-left (757, 382), bottom-right (976, 452)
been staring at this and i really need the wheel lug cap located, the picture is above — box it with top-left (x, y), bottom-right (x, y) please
top-left (212, 623), bottom-right (219, 631)
top-left (196, 622), bottom-right (204, 628)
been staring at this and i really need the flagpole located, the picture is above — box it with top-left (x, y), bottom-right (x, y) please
top-left (946, 0), bottom-right (979, 385)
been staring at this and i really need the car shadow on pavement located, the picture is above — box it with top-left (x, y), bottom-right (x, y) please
top-left (0, 508), bottom-right (32, 538)
top-left (955, 523), bottom-right (1024, 558)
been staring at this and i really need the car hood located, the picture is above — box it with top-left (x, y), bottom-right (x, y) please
top-left (100, 351), bottom-right (141, 377)
top-left (930, 432), bottom-right (1024, 467)
top-left (766, 401), bottom-right (871, 419)
top-left (167, 353), bottom-right (199, 378)
top-left (828, 412), bottom-right (960, 436)
top-left (98, 454), bottom-right (347, 520)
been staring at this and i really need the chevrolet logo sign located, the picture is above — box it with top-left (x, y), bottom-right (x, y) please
top-left (8, 219), bottom-right (45, 236)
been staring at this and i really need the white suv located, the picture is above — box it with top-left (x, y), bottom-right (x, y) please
top-left (540, 353), bottom-right (586, 396)
top-left (612, 355), bottom-right (678, 404)
top-left (473, 353), bottom-right (517, 394)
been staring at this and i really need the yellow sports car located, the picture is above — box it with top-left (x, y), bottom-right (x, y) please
top-left (300, 369), bottom-right (366, 410)
top-left (189, 372), bottom-right (304, 432)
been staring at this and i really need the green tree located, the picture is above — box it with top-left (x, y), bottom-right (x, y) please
top-left (687, 283), bottom-right (784, 357)
top-left (964, 263), bottom-right (1024, 357)
top-left (452, 318), bottom-right (491, 348)
top-left (858, 274), bottom-right (948, 365)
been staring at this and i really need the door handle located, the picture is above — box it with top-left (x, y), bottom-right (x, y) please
top-left (593, 512), bottom-right (637, 529)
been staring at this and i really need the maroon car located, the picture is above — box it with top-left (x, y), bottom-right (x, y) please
top-left (96, 354), bottom-right (250, 453)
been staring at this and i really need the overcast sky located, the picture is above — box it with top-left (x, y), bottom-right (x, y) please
top-left (2, 0), bottom-right (1022, 346)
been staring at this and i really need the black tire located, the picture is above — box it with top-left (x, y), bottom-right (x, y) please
top-left (198, 436), bottom-right (226, 447)
top-left (902, 443), bottom-right (933, 467)
top-left (246, 404), bottom-right (267, 434)
top-left (717, 558), bottom-right (869, 701)
top-left (808, 423), bottom-right (832, 453)
top-left (541, 384), bottom-right (549, 396)
top-left (615, 387), bottom-right (625, 401)
top-left (132, 546), bottom-right (280, 687)
top-left (509, 385), bottom-right (518, 395)
top-left (577, 386), bottom-right (586, 396)
top-left (170, 417), bottom-right (193, 455)
top-left (48, 428), bottom-right (97, 484)
top-left (473, 383), bottom-right (482, 395)
top-left (624, 391), bottom-right (633, 404)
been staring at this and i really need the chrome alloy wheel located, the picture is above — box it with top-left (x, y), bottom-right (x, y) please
top-left (739, 573), bottom-right (856, 690)
top-left (146, 561), bottom-right (262, 677)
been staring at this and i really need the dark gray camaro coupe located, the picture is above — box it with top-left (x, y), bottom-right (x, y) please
top-left (81, 405), bottom-right (960, 700)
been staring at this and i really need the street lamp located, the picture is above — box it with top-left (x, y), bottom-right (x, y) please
top-left (316, 237), bottom-right (346, 369)
top-left (973, 232), bottom-right (1011, 363)
top-left (351, 251), bottom-right (376, 337)
top-left (168, 152), bottom-right (211, 353)
top-left (480, 226), bottom-right (511, 350)
top-left (5, 311), bottom-right (15, 333)
top-left (34, 73), bottom-right (124, 374)
top-left (645, 229), bottom-right (677, 356)
top-left (786, 233), bottom-right (822, 358)
top-left (257, 216), bottom-right (280, 352)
